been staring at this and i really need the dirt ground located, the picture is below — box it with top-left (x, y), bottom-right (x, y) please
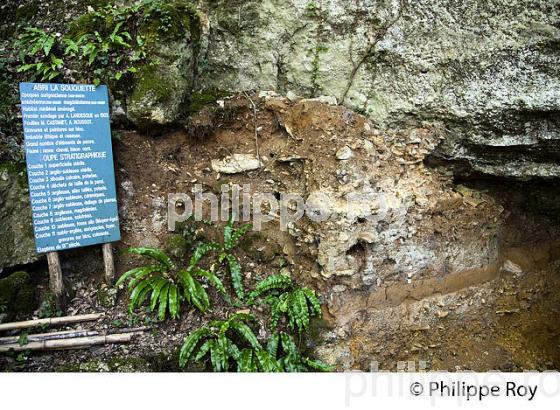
top-left (1, 94), bottom-right (559, 372)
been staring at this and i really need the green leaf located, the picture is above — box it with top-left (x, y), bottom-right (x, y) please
top-left (302, 357), bottom-right (335, 372)
top-left (225, 254), bottom-right (244, 300)
top-left (149, 278), bottom-right (168, 311)
top-left (223, 216), bottom-right (233, 246)
top-left (289, 288), bottom-right (310, 332)
top-left (280, 332), bottom-right (298, 357)
top-left (127, 266), bottom-right (159, 290)
top-left (193, 279), bottom-right (210, 312)
top-left (128, 247), bottom-right (174, 270)
top-left (193, 268), bottom-right (227, 296)
top-left (210, 337), bottom-right (228, 372)
top-left (230, 320), bottom-right (260, 350)
top-left (157, 282), bottom-right (170, 320)
top-left (267, 332), bottom-right (280, 359)
top-left (168, 284), bottom-right (179, 319)
top-left (42, 36), bottom-right (55, 56)
top-left (248, 274), bottom-right (292, 301)
top-left (179, 328), bottom-right (210, 367)
top-left (228, 224), bottom-right (251, 249)
top-left (129, 278), bottom-right (153, 312)
top-left (195, 340), bottom-right (213, 362)
top-left (115, 267), bottom-right (144, 287)
top-left (302, 287), bottom-right (321, 316)
top-left (216, 333), bottom-right (229, 371)
top-left (189, 242), bottom-right (219, 268)
top-left (238, 348), bottom-right (254, 372)
top-left (255, 349), bottom-right (281, 372)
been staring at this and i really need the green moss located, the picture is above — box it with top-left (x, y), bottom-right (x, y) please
top-left (66, 13), bottom-right (102, 40)
top-left (138, 0), bottom-right (200, 45)
top-left (130, 65), bottom-right (174, 104)
top-left (165, 234), bottom-right (188, 259)
top-left (187, 90), bottom-right (229, 113)
top-left (0, 271), bottom-right (35, 320)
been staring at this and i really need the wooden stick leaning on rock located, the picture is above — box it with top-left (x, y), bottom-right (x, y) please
top-left (0, 313), bottom-right (103, 332)
top-left (0, 333), bottom-right (135, 353)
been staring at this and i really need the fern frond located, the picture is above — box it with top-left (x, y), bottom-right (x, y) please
top-left (195, 340), bottom-right (213, 362)
top-left (128, 247), bottom-right (174, 270)
top-left (228, 312), bottom-right (256, 323)
top-left (254, 349), bottom-right (281, 372)
top-left (228, 342), bottom-right (241, 362)
top-left (127, 265), bottom-right (160, 290)
top-left (225, 254), bottom-right (244, 300)
top-left (192, 279), bottom-right (210, 312)
top-left (270, 293), bottom-right (289, 329)
top-left (149, 278), bottom-right (168, 311)
top-left (238, 348), bottom-right (255, 372)
top-left (189, 242), bottom-right (220, 268)
top-left (115, 266), bottom-right (147, 287)
top-left (128, 277), bottom-right (154, 313)
top-left (223, 216), bottom-right (234, 247)
top-left (302, 287), bottom-right (321, 316)
top-left (168, 284), bottom-right (180, 319)
top-left (267, 332), bottom-right (280, 359)
top-left (157, 282), bottom-right (170, 320)
top-left (179, 327), bottom-right (211, 367)
top-left (210, 336), bottom-right (228, 372)
top-left (280, 332), bottom-right (298, 357)
top-left (302, 357), bottom-right (335, 372)
top-left (193, 268), bottom-right (227, 296)
top-left (227, 223), bottom-right (251, 249)
top-left (248, 274), bottom-right (292, 301)
top-left (230, 319), bottom-right (261, 350)
top-left (288, 288), bottom-right (310, 332)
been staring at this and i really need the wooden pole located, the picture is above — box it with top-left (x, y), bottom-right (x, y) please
top-left (102, 243), bottom-right (115, 285)
top-left (0, 313), bottom-right (102, 332)
top-left (0, 333), bottom-right (134, 352)
top-left (0, 329), bottom-right (99, 345)
top-left (47, 251), bottom-right (64, 309)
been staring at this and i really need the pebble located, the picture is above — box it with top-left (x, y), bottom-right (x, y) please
top-left (336, 145), bottom-right (353, 160)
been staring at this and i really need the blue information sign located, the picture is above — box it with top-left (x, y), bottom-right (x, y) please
top-left (19, 82), bottom-right (120, 253)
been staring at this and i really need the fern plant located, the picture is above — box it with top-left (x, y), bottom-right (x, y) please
top-left (65, 22), bottom-right (144, 86)
top-left (248, 274), bottom-right (322, 333)
top-left (179, 313), bottom-right (280, 372)
top-left (266, 331), bottom-right (334, 372)
top-left (15, 27), bottom-right (64, 81)
top-left (212, 216), bottom-right (251, 301)
top-left (116, 245), bottom-right (226, 320)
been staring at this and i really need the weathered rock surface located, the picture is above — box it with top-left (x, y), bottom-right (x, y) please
top-left (191, 0), bottom-right (560, 179)
top-left (0, 168), bottom-right (40, 269)
top-left (126, 3), bottom-right (210, 128)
